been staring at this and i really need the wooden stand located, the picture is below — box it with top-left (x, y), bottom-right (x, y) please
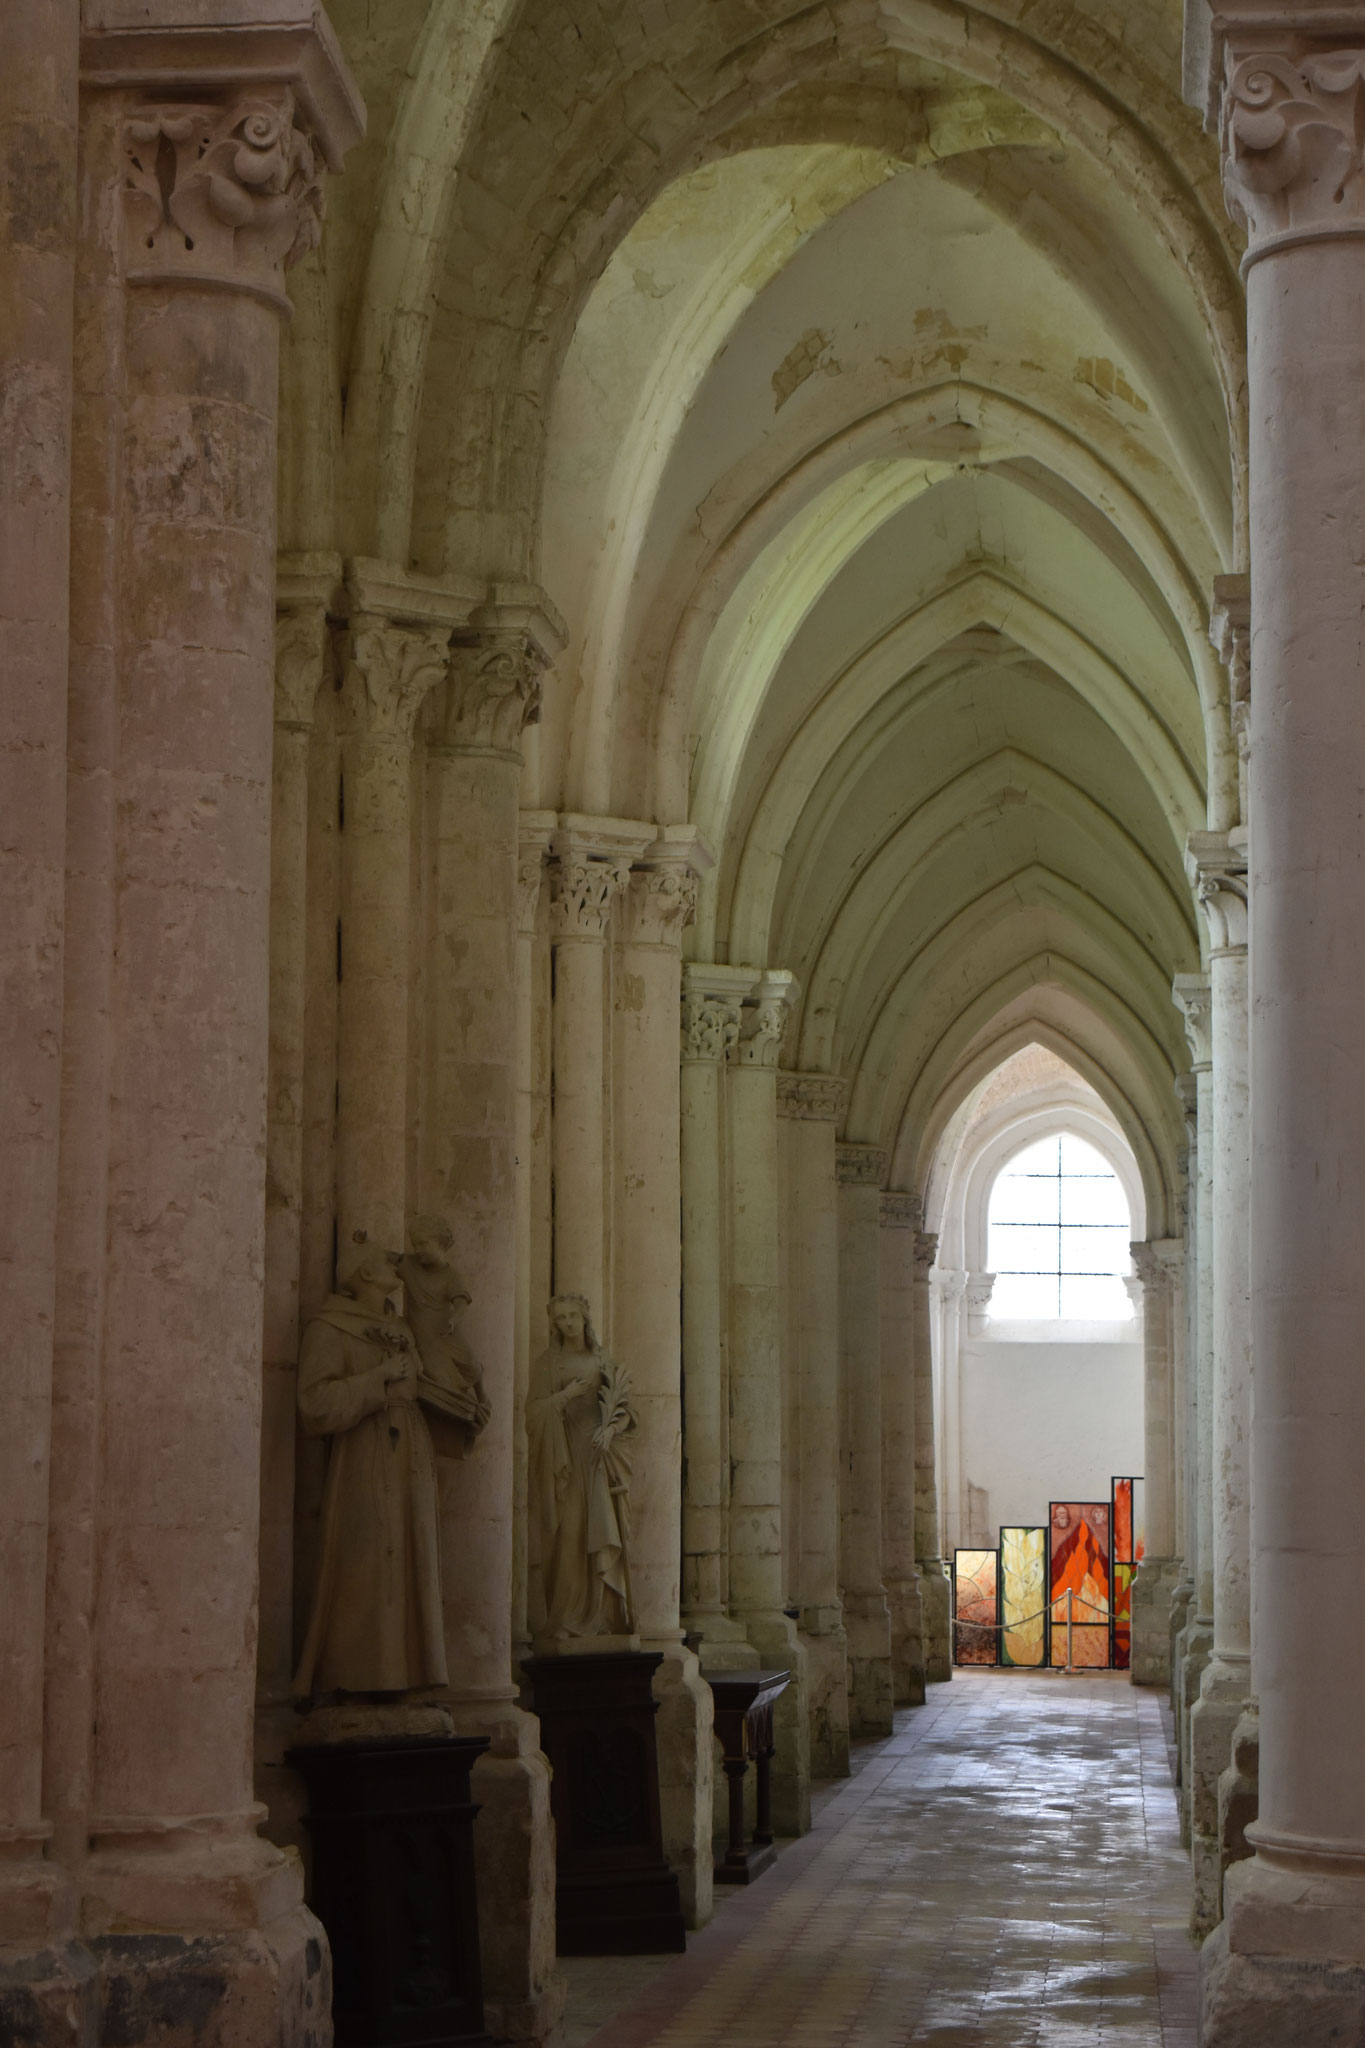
top-left (287, 1734), bottom-right (492, 2047)
top-left (521, 1651), bottom-right (687, 1955)
top-left (702, 1669), bottom-right (790, 1884)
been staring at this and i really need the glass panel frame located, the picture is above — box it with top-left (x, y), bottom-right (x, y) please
top-left (999, 1526), bottom-right (1048, 1668)
top-left (952, 1547), bottom-right (999, 1668)
top-left (1049, 1500), bottom-right (1112, 1669)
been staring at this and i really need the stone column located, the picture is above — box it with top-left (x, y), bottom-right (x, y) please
top-left (1173, 972), bottom-right (1215, 1815)
top-left (547, 819), bottom-right (651, 1311)
top-left (336, 610), bottom-right (451, 1252)
top-left (423, 596), bottom-right (562, 2040)
top-left (914, 1228), bottom-right (951, 1682)
top-left (70, 32), bottom-right (362, 2034)
top-left (777, 1074), bottom-right (850, 1776)
top-left (678, 966), bottom-right (749, 1646)
top-left (1199, 27), bottom-right (1365, 2036)
top-left (1187, 832), bottom-right (1252, 1934)
top-left (513, 814), bottom-right (554, 1665)
top-left (1129, 1239), bottom-right (1184, 1685)
top-left (1169, 1074), bottom-right (1200, 1702)
top-left (0, 1), bottom-right (76, 2000)
top-left (835, 1145), bottom-right (893, 1736)
top-left (880, 1195), bottom-right (925, 1707)
top-left (726, 974), bottom-right (809, 1833)
top-left (613, 839), bottom-right (714, 1926)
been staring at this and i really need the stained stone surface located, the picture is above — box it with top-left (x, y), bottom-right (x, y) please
top-left (562, 1671), bottom-right (1196, 2048)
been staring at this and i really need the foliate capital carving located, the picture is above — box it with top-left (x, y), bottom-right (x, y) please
top-left (1174, 1072), bottom-right (1199, 1152)
top-left (436, 632), bottom-right (546, 758)
top-left (880, 1191), bottom-right (921, 1230)
top-left (343, 621), bottom-right (450, 743)
top-left (1187, 831), bottom-right (1249, 954)
top-left (680, 993), bottom-right (741, 1065)
top-left (1130, 1238), bottom-right (1184, 1296)
top-left (965, 1271), bottom-right (996, 1315)
top-left (732, 996), bottom-right (787, 1068)
top-left (274, 606), bottom-right (330, 731)
top-left (777, 1073), bottom-right (848, 1122)
top-left (122, 90), bottom-right (324, 312)
top-left (915, 1230), bottom-right (941, 1279)
top-left (1220, 45), bottom-right (1365, 265)
top-left (620, 865), bottom-right (698, 946)
top-left (517, 848), bottom-right (545, 935)
top-left (1210, 574), bottom-right (1251, 707)
top-left (1172, 972), bottom-right (1214, 1069)
top-left (836, 1143), bottom-right (887, 1188)
top-left (548, 855), bottom-right (632, 939)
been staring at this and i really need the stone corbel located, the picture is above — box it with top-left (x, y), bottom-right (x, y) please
top-left (835, 1143), bottom-right (888, 1187)
top-left (731, 970), bottom-right (798, 1069)
top-left (1187, 830), bottom-right (1249, 954)
top-left (778, 1073), bottom-right (850, 1123)
top-left (1172, 972), bottom-right (1214, 1070)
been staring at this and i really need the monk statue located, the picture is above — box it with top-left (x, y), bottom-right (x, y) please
top-left (527, 1294), bottom-right (637, 1643)
top-left (396, 1213), bottom-right (491, 1456)
top-left (293, 1245), bottom-right (448, 1700)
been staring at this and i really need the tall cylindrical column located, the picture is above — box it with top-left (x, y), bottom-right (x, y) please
top-left (836, 1146), bottom-right (892, 1737)
top-left (513, 818), bottom-right (553, 1663)
top-left (777, 1075), bottom-right (849, 1776)
top-left (0, 0), bottom-right (75, 1969)
top-left (1129, 1238), bottom-right (1183, 1685)
top-left (1173, 973), bottom-right (1215, 1801)
top-left (1169, 1075), bottom-right (1200, 1701)
top-left (726, 977), bottom-right (809, 1833)
top-left (77, 71), bottom-right (361, 2024)
top-left (1201, 32), bottom-right (1365, 2037)
top-left (1187, 834), bottom-right (1252, 1934)
top-left (881, 1195), bottom-right (924, 1707)
top-left (614, 847), bottom-right (713, 1925)
top-left (913, 1226), bottom-right (951, 1682)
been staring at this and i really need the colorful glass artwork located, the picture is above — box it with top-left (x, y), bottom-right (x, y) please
top-left (999, 1527), bottom-right (1047, 1667)
top-left (1111, 1476), bottom-right (1144, 1669)
top-left (953, 1549), bottom-right (999, 1666)
top-left (1112, 1560), bottom-right (1134, 1669)
top-left (1049, 1501), bottom-right (1111, 1668)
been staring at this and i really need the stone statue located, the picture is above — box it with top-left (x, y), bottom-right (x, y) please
top-left (293, 1245), bottom-right (449, 1700)
top-left (396, 1213), bottom-right (491, 1456)
top-left (527, 1295), bottom-right (637, 1643)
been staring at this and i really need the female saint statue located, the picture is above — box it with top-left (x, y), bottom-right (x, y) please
top-left (527, 1295), bottom-right (637, 1642)
top-left (293, 1245), bottom-right (447, 1699)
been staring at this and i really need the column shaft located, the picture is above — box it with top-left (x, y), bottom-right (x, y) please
top-left (881, 1198), bottom-right (924, 1707)
top-left (837, 1149), bottom-right (892, 1737)
top-left (913, 1228), bottom-right (951, 1682)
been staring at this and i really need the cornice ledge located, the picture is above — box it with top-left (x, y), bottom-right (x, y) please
top-left (80, 2), bottom-right (365, 168)
top-left (777, 1071), bottom-right (849, 1121)
top-left (835, 1141), bottom-right (888, 1188)
top-left (345, 558), bottom-right (481, 633)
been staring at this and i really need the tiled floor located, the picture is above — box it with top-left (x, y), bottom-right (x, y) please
top-left (561, 1668), bottom-right (1197, 2047)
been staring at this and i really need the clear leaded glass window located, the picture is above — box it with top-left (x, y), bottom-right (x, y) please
top-left (986, 1133), bottom-right (1133, 1320)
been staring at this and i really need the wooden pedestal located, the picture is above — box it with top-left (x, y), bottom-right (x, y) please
top-left (288, 1734), bottom-right (492, 2047)
top-left (702, 1668), bottom-right (790, 1884)
top-left (521, 1651), bottom-right (687, 1955)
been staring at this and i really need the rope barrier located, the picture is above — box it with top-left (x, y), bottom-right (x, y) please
top-left (952, 1588), bottom-right (1124, 1671)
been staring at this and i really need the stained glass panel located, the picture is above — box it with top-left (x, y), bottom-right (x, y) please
top-left (1112, 1560), bottom-right (1134, 1669)
top-left (1049, 1501), bottom-right (1111, 1668)
top-left (999, 1527), bottom-right (1047, 1667)
top-left (953, 1548), bottom-right (999, 1667)
top-left (1113, 1477), bottom-right (1134, 1564)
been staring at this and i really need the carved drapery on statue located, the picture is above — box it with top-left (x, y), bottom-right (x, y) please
top-left (396, 1213), bottom-right (492, 1459)
top-left (527, 1295), bottom-right (638, 1642)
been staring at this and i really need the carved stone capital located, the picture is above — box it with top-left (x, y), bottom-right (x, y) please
top-left (517, 852), bottom-right (545, 935)
top-left (836, 1143), bottom-right (887, 1188)
top-left (1130, 1238), bottom-right (1184, 1296)
top-left (1174, 1072), bottom-right (1199, 1154)
top-left (436, 635), bottom-right (545, 757)
top-left (342, 620), bottom-right (450, 743)
top-left (965, 1271), bottom-right (996, 1315)
top-left (1172, 972), bottom-right (1214, 1069)
top-left (680, 993), bottom-right (741, 1065)
top-left (1210, 573), bottom-right (1251, 707)
top-left (274, 605), bottom-right (330, 731)
top-left (915, 1230), bottom-right (941, 1280)
top-left (729, 971), bottom-right (798, 1069)
top-left (547, 855), bottom-right (632, 939)
top-left (1219, 43), bottom-right (1365, 266)
top-left (121, 90), bottom-right (327, 311)
top-left (778, 1073), bottom-right (848, 1122)
top-left (1187, 830), bottom-right (1249, 954)
top-left (620, 865), bottom-right (698, 946)
top-left (880, 1191), bottom-right (921, 1230)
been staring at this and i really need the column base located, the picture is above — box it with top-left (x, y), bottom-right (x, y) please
top-left (1201, 1852), bottom-right (1365, 2047)
top-left (0, 1940), bottom-right (97, 2048)
top-left (1129, 1556), bottom-right (1180, 1687)
top-left (916, 1560), bottom-right (952, 1683)
top-left (884, 1572), bottom-right (926, 1707)
top-left (1217, 1701), bottom-right (1260, 1894)
top-left (1190, 1654), bottom-right (1252, 1936)
top-left (645, 1638), bottom-right (715, 1929)
top-left (90, 1911), bottom-right (329, 2048)
top-left (448, 1698), bottom-right (562, 2043)
top-left (842, 1590), bottom-right (894, 1738)
top-left (799, 1606), bottom-right (850, 1780)
top-left (733, 1610), bottom-right (810, 1836)
top-left (1167, 1575), bottom-right (1194, 1716)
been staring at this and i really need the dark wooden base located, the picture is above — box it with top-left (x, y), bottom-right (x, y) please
top-left (714, 1839), bottom-right (778, 1885)
top-left (521, 1651), bottom-right (687, 1956)
top-left (287, 1733), bottom-right (492, 2048)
